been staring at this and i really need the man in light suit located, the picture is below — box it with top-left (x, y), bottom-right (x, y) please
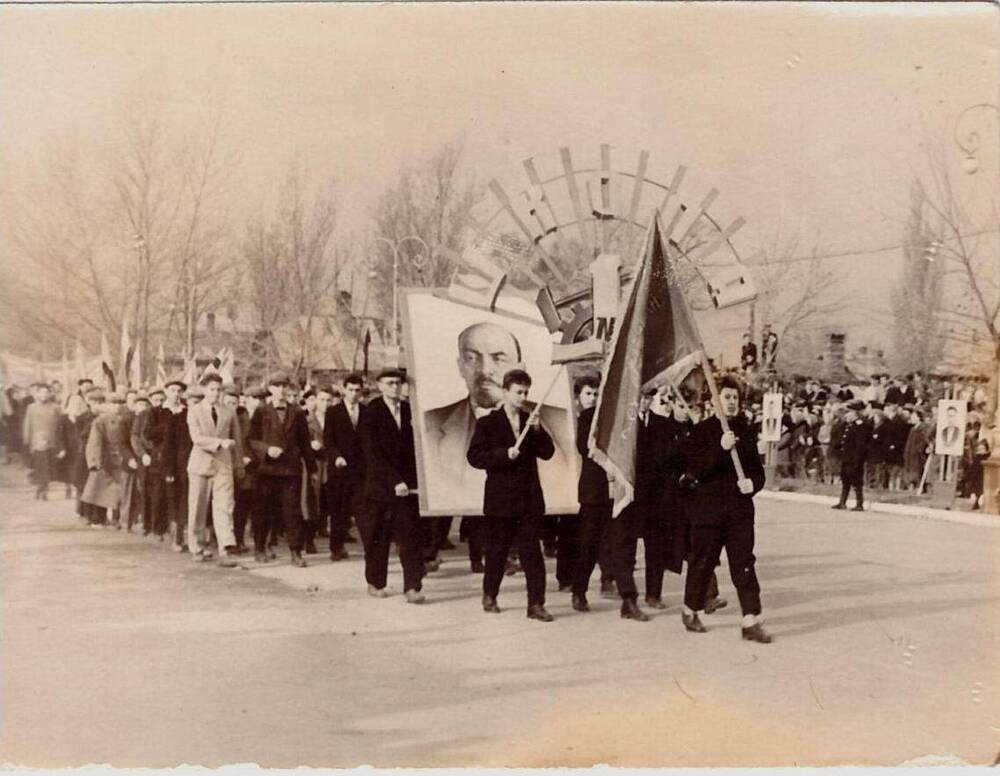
top-left (186, 372), bottom-right (244, 567)
top-left (422, 321), bottom-right (573, 512)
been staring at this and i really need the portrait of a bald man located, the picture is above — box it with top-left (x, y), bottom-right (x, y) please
top-left (422, 321), bottom-right (574, 512)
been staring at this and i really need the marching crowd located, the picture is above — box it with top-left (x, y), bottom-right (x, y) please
top-left (2, 365), bottom-right (774, 643)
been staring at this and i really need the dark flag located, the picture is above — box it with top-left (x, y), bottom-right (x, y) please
top-left (589, 213), bottom-right (706, 516)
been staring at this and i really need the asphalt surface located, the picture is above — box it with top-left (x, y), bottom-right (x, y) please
top-left (1, 465), bottom-right (998, 767)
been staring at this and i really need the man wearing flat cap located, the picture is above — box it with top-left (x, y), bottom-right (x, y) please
top-left (160, 378), bottom-right (193, 551)
top-left (359, 368), bottom-right (425, 602)
top-left (832, 400), bottom-right (870, 511)
top-left (247, 372), bottom-right (317, 567)
top-left (82, 391), bottom-right (130, 527)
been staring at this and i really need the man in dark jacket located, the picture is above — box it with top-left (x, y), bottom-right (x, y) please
top-left (162, 379), bottom-right (193, 552)
top-left (359, 368), bottom-right (424, 602)
top-left (680, 375), bottom-right (771, 643)
top-left (569, 399), bottom-right (613, 613)
top-left (324, 373), bottom-right (366, 562)
top-left (468, 368), bottom-right (555, 621)
top-left (832, 400), bottom-right (870, 511)
top-left (247, 372), bottom-right (316, 567)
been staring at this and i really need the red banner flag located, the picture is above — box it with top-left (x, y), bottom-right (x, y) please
top-left (589, 213), bottom-right (706, 516)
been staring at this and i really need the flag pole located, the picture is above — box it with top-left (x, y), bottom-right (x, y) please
top-left (513, 364), bottom-right (566, 452)
top-left (699, 352), bottom-right (748, 481)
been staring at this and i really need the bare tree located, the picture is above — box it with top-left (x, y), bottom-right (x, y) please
top-left (369, 141), bottom-right (481, 334)
top-left (240, 167), bottom-right (352, 381)
top-left (748, 233), bottom-right (852, 374)
top-left (889, 184), bottom-right (947, 374)
top-left (914, 144), bottom-right (999, 376)
top-left (3, 98), bottom-right (238, 377)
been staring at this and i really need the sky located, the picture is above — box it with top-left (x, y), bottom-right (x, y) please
top-left (1, 1), bottom-right (997, 354)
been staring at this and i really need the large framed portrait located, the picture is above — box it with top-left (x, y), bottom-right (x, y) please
top-left (934, 399), bottom-right (968, 457)
top-left (400, 288), bottom-right (580, 516)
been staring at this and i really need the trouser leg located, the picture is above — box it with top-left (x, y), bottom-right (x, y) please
top-left (516, 513), bottom-right (547, 607)
top-left (609, 505), bottom-right (640, 600)
top-left (394, 497), bottom-right (424, 592)
top-left (187, 475), bottom-right (212, 552)
top-left (722, 520), bottom-right (762, 616)
top-left (572, 505), bottom-right (610, 595)
top-left (251, 477), bottom-right (277, 554)
top-left (684, 524), bottom-right (724, 612)
top-left (463, 517), bottom-right (484, 564)
top-left (281, 476), bottom-right (304, 553)
top-left (361, 502), bottom-right (392, 589)
top-left (483, 517), bottom-right (516, 600)
top-left (210, 472), bottom-right (236, 551)
top-left (555, 515), bottom-right (579, 588)
top-left (643, 509), bottom-right (666, 599)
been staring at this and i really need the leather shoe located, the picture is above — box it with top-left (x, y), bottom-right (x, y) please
top-left (705, 596), bottom-right (728, 614)
top-left (571, 593), bottom-right (590, 612)
top-left (600, 579), bottom-right (618, 599)
top-left (482, 595), bottom-right (500, 613)
top-left (470, 559), bottom-right (485, 574)
top-left (305, 541), bottom-right (319, 555)
top-left (404, 589), bottom-right (426, 604)
top-left (682, 611), bottom-right (707, 632)
top-left (620, 598), bottom-right (649, 621)
top-left (330, 548), bottom-right (349, 562)
top-left (424, 558), bottom-right (441, 573)
top-left (254, 552), bottom-right (268, 563)
top-left (644, 596), bottom-right (667, 610)
top-left (368, 585), bottom-right (389, 598)
top-left (218, 555), bottom-right (239, 568)
top-left (852, 505), bottom-right (865, 512)
top-left (505, 558), bottom-right (522, 576)
top-left (742, 623), bottom-right (773, 643)
top-left (526, 604), bottom-right (553, 622)
top-left (558, 584), bottom-right (572, 593)
top-left (831, 503), bottom-right (846, 510)
top-left (290, 552), bottom-right (307, 568)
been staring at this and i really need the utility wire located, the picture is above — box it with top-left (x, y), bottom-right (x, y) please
top-left (748, 227), bottom-right (1000, 266)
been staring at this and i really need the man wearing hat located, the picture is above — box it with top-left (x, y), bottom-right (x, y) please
top-left (139, 387), bottom-right (173, 541)
top-left (186, 373), bottom-right (245, 566)
top-left (247, 372), bottom-right (317, 567)
top-left (161, 378), bottom-right (193, 551)
top-left (129, 392), bottom-right (154, 533)
top-left (223, 384), bottom-right (255, 553)
top-left (359, 368), bottom-right (425, 602)
top-left (82, 391), bottom-right (130, 527)
top-left (832, 400), bottom-right (870, 511)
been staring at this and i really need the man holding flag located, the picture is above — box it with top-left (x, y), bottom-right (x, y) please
top-left (588, 213), bottom-right (770, 641)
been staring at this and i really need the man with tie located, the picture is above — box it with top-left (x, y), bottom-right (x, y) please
top-left (247, 372), bottom-right (317, 567)
top-left (186, 373), bottom-right (245, 566)
top-left (467, 368), bottom-right (555, 621)
top-left (324, 373), bottom-right (365, 562)
top-left (359, 368), bottom-right (425, 603)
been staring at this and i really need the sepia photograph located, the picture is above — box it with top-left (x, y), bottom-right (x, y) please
top-left (0, 0), bottom-right (998, 770)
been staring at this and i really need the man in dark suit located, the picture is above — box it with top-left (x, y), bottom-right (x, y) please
top-left (832, 400), bottom-right (870, 511)
top-left (324, 373), bottom-right (366, 562)
top-left (680, 375), bottom-right (772, 643)
top-left (247, 372), bottom-right (317, 567)
top-left (467, 368), bottom-right (555, 621)
top-left (359, 368), bottom-right (425, 603)
top-left (161, 379), bottom-right (192, 552)
top-left (569, 390), bottom-right (613, 613)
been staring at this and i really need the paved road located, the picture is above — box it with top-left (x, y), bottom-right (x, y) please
top-left (1, 467), bottom-right (998, 767)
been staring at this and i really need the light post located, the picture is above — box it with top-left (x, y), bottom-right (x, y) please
top-left (953, 102), bottom-right (1000, 510)
top-left (373, 234), bottom-right (431, 350)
